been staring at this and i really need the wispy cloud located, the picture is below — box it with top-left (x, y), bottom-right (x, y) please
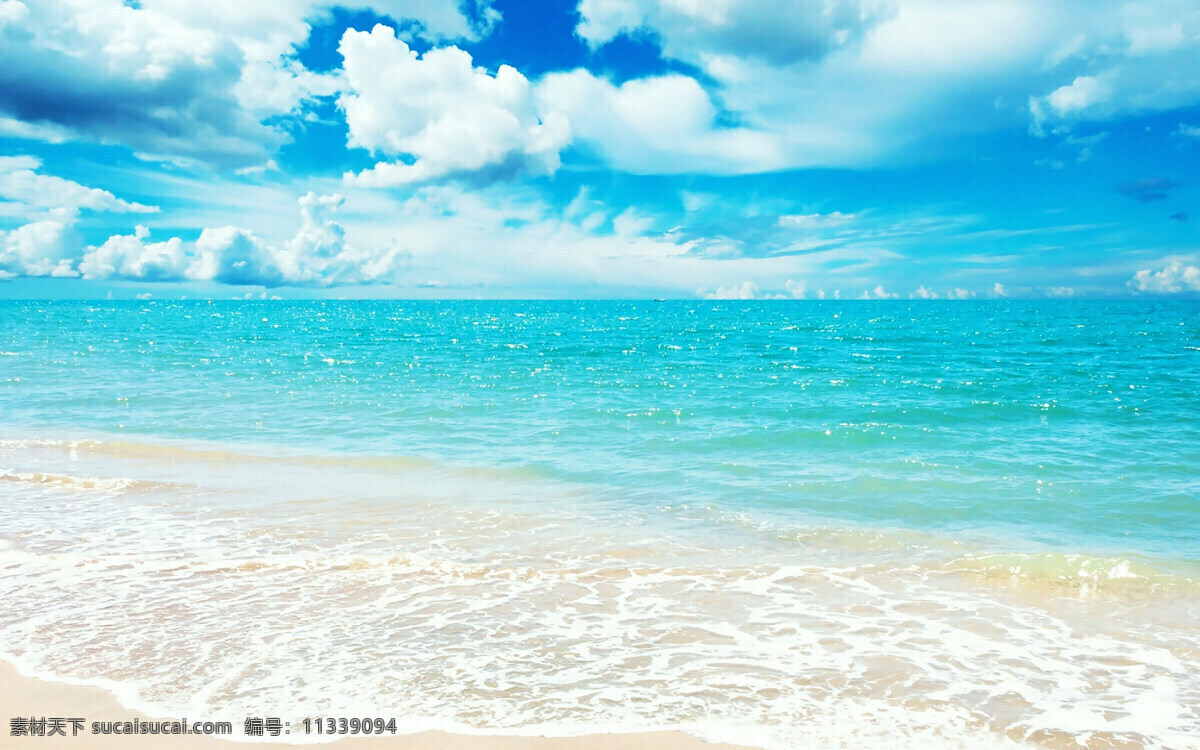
top-left (1114, 178), bottom-right (1179, 203)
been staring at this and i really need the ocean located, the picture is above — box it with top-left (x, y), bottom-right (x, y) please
top-left (1, 299), bottom-right (1197, 748)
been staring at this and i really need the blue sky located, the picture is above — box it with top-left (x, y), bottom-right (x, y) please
top-left (0, 0), bottom-right (1198, 299)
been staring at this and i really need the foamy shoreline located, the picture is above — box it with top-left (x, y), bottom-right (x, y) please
top-left (0, 661), bottom-right (751, 749)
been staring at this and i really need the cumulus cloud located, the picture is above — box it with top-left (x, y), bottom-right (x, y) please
top-left (535, 70), bottom-right (780, 174)
top-left (340, 24), bottom-right (570, 186)
top-left (699, 278), bottom-right (810, 299)
top-left (1129, 261), bottom-right (1200, 293)
top-left (4, 0), bottom-right (1198, 182)
top-left (860, 284), bottom-right (898, 299)
top-left (703, 281), bottom-right (762, 300)
top-left (0, 158), bottom-right (159, 278)
top-left (0, 156), bottom-right (166, 279)
top-left (1033, 74), bottom-right (1114, 123)
top-left (0, 1), bottom-right (281, 165)
top-left (77, 192), bottom-right (411, 287)
top-left (0, 220), bottom-right (76, 278)
top-left (283, 193), bottom-right (348, 273)
top-left (554, 0), bottom-right (1061, 171)
top-left (78, 225), bottom-right (188, 282)
top-left (0, 1), bottom-right (499, 166)
top-left (273, 191), bottom-right (410, 284)
top-left (556, 0), bottom-right (1200, 173)
top-left (912, 286), bottom-right (972, 299)
top-left (187, 227), bottom-right (287, 286)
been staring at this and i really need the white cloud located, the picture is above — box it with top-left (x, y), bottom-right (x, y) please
top-left (0, 220), bottom-right (76, 278)
top-left (0, 155), bottom-right (158, 220)
top-left (699, 278), bottom-right (808, 300)
top-left (78, 225), bottom-right (188, 282)
top-left (2, 0), bottom-right (1196, 182)
top-left (1179, 123), bottom-right (1200, 138)
top-left (0, 1), bottom-right (276, 164)
top-left (564, 187), bottom-right (608, 232)
top-left (992, 282), bottom-right (1008, 297)
top-left (860, 284), bottom-right (898, 299)
top-left (1029, 73), bottom-right (1118, 135)
top-left (577, 0), bottom-right (890, 66)
top-left (702, 281), bottom-right (761, 300)
top-left (777, 212), bottom-right (857, 229)
top-left (330, 184), bottom-right (833, 297)
top-left (146, 1), bottom-right (496, 50)
top-left (251, 192), bottom-right (350, 285)
top-left (77, 191), bottom-right (411, 287)
top-left (0, 116), bottom-right (72, 143)
top-left (340, 24), bottom-right (570, 186)
top-left (0, 156), bottom-right (39, 172)
top-left (1129, 261), bottom-right (1200, 293)
top-left (274, 191), bottom-right (410, 284)
top-left (611, 207), bottom-right (654, 237)
top-left (0, 158), bottom-right (160, 279)
top-left (556, 0), bottom-right (1061, 171)
top-left (911, 286), bottom-right (973, 299)
top-left (1028, 0), bottom-right (1200, 134)
top-left (1047, 75), bottom-right (1113, 116)
top-left (1125, 20), bottom-right (1185, 56)
top-left (331, 238), bottom-right (412, 284)
top-left (0, 0), bottom-right (27, 27)
top-left (535, 70), bottom-right (780, 174)
top-left (680, 191), bottom-right (716, 214)
top-left (234, 159), bottom-right (280, 177)
top-left (560, 0), bottom-right (1200, 172)
top-left (858, 1), bottom-right (1042, 73)
top-left (0, 1), bottom-right (499, 166)
top-left (187, 227), bottom-right (286, 286)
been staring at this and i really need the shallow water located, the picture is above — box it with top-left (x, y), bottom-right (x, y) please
top-left (1, 300), bottom-right (1197, 748)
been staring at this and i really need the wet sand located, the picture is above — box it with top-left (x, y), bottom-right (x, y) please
top-left (0, 661), bottom-right (750, 750)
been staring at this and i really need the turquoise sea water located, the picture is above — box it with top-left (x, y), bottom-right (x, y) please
top-left (1, 300), bottom-right (1198, 748)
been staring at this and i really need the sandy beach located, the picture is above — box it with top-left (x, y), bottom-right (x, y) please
top-left (1, 661), bottom-right (749, 749)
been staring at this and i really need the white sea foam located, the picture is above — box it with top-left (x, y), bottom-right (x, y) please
top-left (0, 470), bottom-right (176, 494)
top-left (0, 436), bottom-right (1197, 749)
